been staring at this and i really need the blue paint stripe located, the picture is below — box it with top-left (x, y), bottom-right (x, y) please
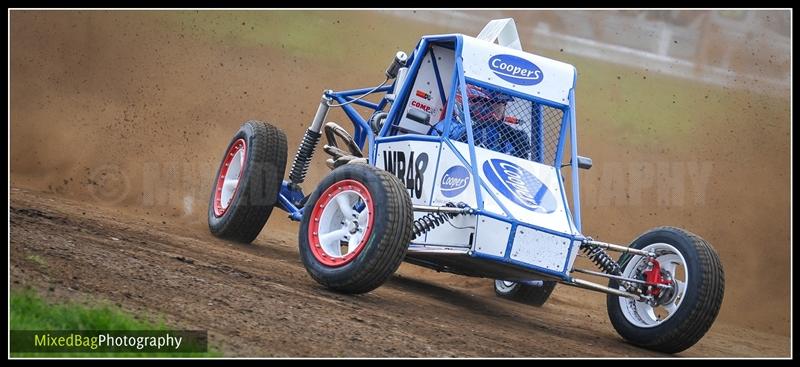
top-left (376, 134), bottom-right (442, 144)
top-left (533, 182), bottom-right (548, 203)
top-left (568, 88), bottom-right (582, 232)
top-left (503, 222), bottom-right (517, 260)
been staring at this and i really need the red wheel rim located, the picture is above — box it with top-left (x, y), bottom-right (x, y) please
top-left (308, 179), bottom-right (375, 267)
top-left (213, 138), bottom-right (247, 217)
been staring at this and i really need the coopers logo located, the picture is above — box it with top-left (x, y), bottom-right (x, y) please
top-left (488, 54), bottom-right (543, 86)
top-left (440, 165), bottom-right (470, 198)
top-left (482, 158), bottom-right (556, 213)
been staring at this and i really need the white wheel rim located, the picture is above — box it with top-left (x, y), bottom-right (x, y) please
top-left (495, 280), bottom-right (517, 293)
top-left (219, 148), bottom-right (245, 211)
top-left (618, 242), bottom-right (689, 328)
top-left (316, 190), bottom-right (370, 259)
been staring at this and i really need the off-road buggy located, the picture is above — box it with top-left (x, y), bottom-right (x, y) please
top-left (207, 19), bottom-right (724, 354)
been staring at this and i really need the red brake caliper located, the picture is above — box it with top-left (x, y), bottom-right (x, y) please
top-left (642, 259), bottom-right (673, 297)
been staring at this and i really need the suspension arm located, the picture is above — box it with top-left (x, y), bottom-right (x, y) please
top-left (412, 204), bottom-right (474, 215)
top-left (572, 268), bottom-right (673, 289)
top-left (564, 278), bottom-right (647, 301)
top-left (583, 239), bottom-right (656, 258)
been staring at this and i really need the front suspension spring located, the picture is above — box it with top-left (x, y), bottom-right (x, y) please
top-left (580, 243), bottom-right (623, 276)
top-left (288, 129), bottom-right (321, 185)
top-left (411, 203), bottom-right (460, 239)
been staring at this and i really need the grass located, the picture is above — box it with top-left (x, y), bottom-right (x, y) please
top-left (26, 254), bottom-right (47, 268)
top-left (160, 11), bottom-right (410, 66)
top-left (155, 10), bottom-right (451, 80)
top-left (10, 289), bottom-right (222, 358)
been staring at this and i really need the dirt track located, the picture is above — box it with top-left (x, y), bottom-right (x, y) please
top-left (10, 11), bottom-right (791, 357)
top-left (10, 188), bottom-right (789, 357)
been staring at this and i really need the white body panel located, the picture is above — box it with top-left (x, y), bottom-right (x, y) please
top-left (425, 142), bottom-right (477, 248)
top-left (378, 139), bottom-right (578, 274)
top-left (479, 186), bottom-right (505, 217)
top-left (422, 213), bottom-right (476, 248)
top-left (375, 141), bottom-right (440, 205)
top-left (376, 140), bottom-right (477, 248)
top-left (476, 18), bottom-right (522, 51)
top-left (461, 35), bottom-right (576, 106)
top-left (397, 45), bottom-right (455, 134)
top-left (510, 227), bottom-right (571, 272)
top-left (564, 240), bottom-right (583, 274)
top-left (452, 141), bottom-right (574, 235)
top-left (429, 143), bottom-right (476, 207)
top-left (474, 216), bottom-right (511, 257)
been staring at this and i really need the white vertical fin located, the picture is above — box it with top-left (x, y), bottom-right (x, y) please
top-left (476, 18), bottom-right (523, 51)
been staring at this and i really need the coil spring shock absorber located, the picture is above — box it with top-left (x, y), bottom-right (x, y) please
top-left (579, 243), bottom-right (623, 275)
top-left (411, 203), bottom-right (461, 239)
top-left (288, 94), bottom-right (331, 186)
top-left (288, 129), bottom-right (321, 185)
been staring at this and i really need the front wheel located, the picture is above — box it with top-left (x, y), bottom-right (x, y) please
top-left (299, 163), bottom-right (414, 294)
top-left (607, 226), bottom-right (725, 354)
top-left (207, 120), bottom-right (287, 244)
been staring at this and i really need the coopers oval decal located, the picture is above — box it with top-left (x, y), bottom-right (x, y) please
top-left (482, 159), bottom-right (556, 213)
top-left (440, 165), bottom-right (470, 198)
top-left (488, 54), bottom-right (543, 86)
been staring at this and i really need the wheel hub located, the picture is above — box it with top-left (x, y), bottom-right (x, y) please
top-left (307, 179), bottom-right (374, 267)
top-left (642, 258), bottom-right (674, 298)
top-left (348, 219), bottom-right (360, 234)
top-left (653, 273), bottom-right (678, 306)
top-left (618, 243), bottom-right (688, 328)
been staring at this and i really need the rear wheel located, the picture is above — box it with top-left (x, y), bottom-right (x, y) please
top-left (494, 279), bottom-right (557, 307)
top-left (207, 120), bottom-right (287, 243)
top-left (607, 226), bottom-right (725, 354)
top-left (299, 164), bottom-right (414, 294)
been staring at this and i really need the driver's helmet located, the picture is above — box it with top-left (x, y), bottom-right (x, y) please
top-left (466, 85), bottom-right (513, 124)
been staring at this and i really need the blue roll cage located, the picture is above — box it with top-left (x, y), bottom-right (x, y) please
top-left (276, 35), bottom-right (583, 237)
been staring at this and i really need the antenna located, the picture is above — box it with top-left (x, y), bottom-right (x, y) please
top-left (476, 18), bottom-right (523, 51)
